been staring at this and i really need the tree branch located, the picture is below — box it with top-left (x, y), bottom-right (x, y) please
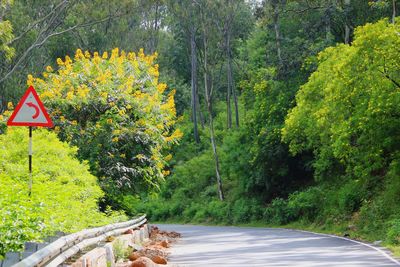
top-left (9, 0), bottom-right (68, 44)
top-left (0, 12), bottom-right (128, 85)
top-left (378, 69), bottom-right (400, 89)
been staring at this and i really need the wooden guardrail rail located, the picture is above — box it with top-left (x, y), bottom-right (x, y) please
top-left (0, 215), bottom-right (147, 267)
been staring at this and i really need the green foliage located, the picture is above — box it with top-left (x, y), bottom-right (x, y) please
top-left (0, 196), bottom-right (43, 258)
top-left (237, 67), bottom-right (312, 202)
top-left (0, 128), bottom-right (125, 255)
top-left (283, 18), bottom-right (400, 182)
top-left (387, 219), bottom-right (400, 244)
top-left (288, 187), bottom-right (324, 222)
top-left (264, 198), bottom-right (292, 225)
top-left (0, 19), bottom-right (15, 61)
top-left (0, 1), bottom-right (15, 61)
top-left (113, 239), bottom-right (132, 261)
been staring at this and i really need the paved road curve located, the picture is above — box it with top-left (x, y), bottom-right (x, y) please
top-left (155, 224), bottom-right (400, 267)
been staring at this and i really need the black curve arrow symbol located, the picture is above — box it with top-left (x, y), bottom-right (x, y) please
top-left (26, 102), bottom-right (40, 119)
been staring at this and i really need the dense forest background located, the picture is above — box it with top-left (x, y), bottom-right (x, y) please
top-left (1, 0), bottom-right (400, 255)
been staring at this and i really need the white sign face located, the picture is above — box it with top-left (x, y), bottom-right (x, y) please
top-left (7, 86), bottom-right (53, 127)
top-left (12, 92), bottom-right (48, 123)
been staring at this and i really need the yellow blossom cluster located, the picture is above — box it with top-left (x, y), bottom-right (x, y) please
top-left (22, 47), bottom-right (182, 189)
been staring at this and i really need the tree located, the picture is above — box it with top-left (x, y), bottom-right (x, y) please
top-left (0, 0), bottom-right (14, 61)
top-left (0, 0), bottom-right (152, 110)
top-left (167, 0), bottom-right (202, 143)
top-left (22, 48), bottom-right (181, 205)
top-left (283, 19), bottom-right (400, 183)
top-left (198, 0), bottom-right (225, 200)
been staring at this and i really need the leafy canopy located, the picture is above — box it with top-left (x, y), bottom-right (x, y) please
top-left (283, 18), bottom-right (400, 181)
top-left (26, 48), bottom-right (182, 197)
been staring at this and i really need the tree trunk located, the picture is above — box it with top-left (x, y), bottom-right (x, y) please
top-left (226, 30), bottom-right (239, 128)
top-left (196, 86), bottom-right (205, 129)
top-left (393, 0), bottom-right (396, 24)
top-left (325, 1), bottom-right (332, 43)
top-left (271, 0), bottom-right (283, 67)
top-left (344, 0), bottom-right (351, 44)
top-left (207, 78), bottom-right (224, 201)
top-left (226, 39), bottom-right (232, 129)
top-left (150, 1), bottom-right (160, 54)
top-left (190, 27), bottom-right (200, 143)
top-left (203, 23), bottom-right (224, 201)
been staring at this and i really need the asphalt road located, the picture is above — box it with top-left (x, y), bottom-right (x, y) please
top-left (155, 224), bottom-right (400, 267)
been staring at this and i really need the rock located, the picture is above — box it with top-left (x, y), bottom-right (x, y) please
top-left (128, 252), bottom-right (142, 261)
top-left (131, 243), bottom-right (144, 252)
top-left (160, 240), bottom-right (169, 248)
top-left (106, 236), bottom-right (116, 242)
top-left (71, 260), bottom-right (84, 267)
top-left (151, 255), bottom-right (167, 265)
top-left (346, 224), bottom-right (357, 231)
top-left (116, 262), bottom-right (133, 267)
top-left (124, 229), bottom-right (134, 234)
top-left (373, 240), bottom-right (382, 245)
top-left (130, 257), bottom-right (156, 267)
top-left (168, 231), bottom-right (181, 238)
top-left (147, 244), bottom-right (164, 251)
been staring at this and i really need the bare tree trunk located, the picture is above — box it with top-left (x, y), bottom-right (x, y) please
top-left (190, 27), bottom-right (200, 143)
top-left (226, 30), bottom-right (239, 128)
top-left (150, 1), bottom-right (160, 53)
top-left (271, 0), bottom-right (283, 67)
top-left (393, 0), bottom-right (396, 24)
top-left (202, 17), bottom-right (224, 201)
top-left (226, 39), bottom-right (232, 129)
top-left (207, 77), bottom-right (224, 201)
top-left (344, 0), bottom-right (351, 44)
top-left (325, 1), bottom-right (332, 42)
top-left (344, 25), bottom-right (350, 44)
top-left (196, 86), bottom-right (205, 129)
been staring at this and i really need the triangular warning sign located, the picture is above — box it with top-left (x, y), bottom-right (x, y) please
top-left (7, 86), bottom-right (53, 127)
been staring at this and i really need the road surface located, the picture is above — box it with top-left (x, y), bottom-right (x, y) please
top-left (155, 224), bottom-right (400, 267)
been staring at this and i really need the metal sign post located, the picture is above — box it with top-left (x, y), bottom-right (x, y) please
top-left (7, 86), bottom-right (53, 197)
top-left (29, 126), bottom-right (33, 197)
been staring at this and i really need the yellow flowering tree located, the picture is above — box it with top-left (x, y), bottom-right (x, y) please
top-left (27, 48), bottom-right (182, 202)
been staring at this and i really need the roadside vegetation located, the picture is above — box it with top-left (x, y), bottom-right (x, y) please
top-left (0, 0), bottom-right (399, 257)
top-left (0, 128), bottom-right (125, 255)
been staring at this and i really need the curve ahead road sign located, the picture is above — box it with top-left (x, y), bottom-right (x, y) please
top-left (7, 86), bottom-right (53, 127)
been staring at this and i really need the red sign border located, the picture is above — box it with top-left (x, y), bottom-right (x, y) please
top-left (7, 86), bottom-right (54, 127)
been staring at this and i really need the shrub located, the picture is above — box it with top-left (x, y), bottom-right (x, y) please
top-left (0, 127), bottom-right (124, 255)
top-left (264, 198), bottom-right (294, 225)
top-left (21, 48), bottom-right (181, 199)
top-left (337, 180), bottom-right (365, 215)
top-left (387, 219), bottom-right (400, 244)
top-left (288, 187), bottom-right (323, 222)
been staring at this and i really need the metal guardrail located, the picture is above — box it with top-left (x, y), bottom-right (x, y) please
top-left (0, 215), bottom-right (147, 267)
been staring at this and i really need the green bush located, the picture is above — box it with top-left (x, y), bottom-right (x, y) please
top-left (0, 128), bottom-right (125, 255)
top-left (387, 219), bottom-right (400, 244)
top-left (288, 187), bottom-right (323, 222)
top-left (206, 200), bottom-right (230, 223)
top-left (264, 198), bottom-right (294, 225)
top-left (337, 180), bottom-right (365, 215)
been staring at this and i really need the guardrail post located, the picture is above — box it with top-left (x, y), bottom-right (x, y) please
top-left (104, 243), bottom-right (115, 267)
top-left (2, 252), bottom-right (20, 267)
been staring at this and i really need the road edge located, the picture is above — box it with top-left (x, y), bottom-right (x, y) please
top-left (291, 229), bottom-right (400, 266)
